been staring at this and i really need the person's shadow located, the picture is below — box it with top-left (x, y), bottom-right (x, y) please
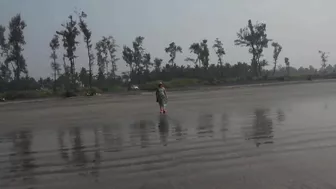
top-left (158, 114), bottom-right (169, 146)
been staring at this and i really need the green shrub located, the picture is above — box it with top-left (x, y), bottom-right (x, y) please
top-left (90, 85), bottom-right (125, 93)
top-left (277, 76), bottom-right (285, 81)
top-left (140, 78), bottom-right (200, 91)
top-left (67, 87), bottom-right (103, 96)
top-left (139, 82), bottom-right (158, 91)
top-left (168, 78), bottom-right (199, 88)
top-left (1, 90), bottom-right (53, 100)
top-left (62, 90), bottom-right (77, 98)
top-left (105, 85), bottom-right (125, 92)
top-left (85, 87), bottom-right (103, 96)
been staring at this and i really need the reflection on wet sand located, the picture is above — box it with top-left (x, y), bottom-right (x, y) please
top-left (6, 130), bottom-right (36, 186)
top-left (158, 114), bottom-right (169, 146)
top-left (91, 127), bottom-right (101, 181)
top-left (6, 92), bottom-right (336, 189)
top-left (277, 109), bottom-right (286, 123)
top-left (129, 120), bottom-right (156, 148)
top-left (245, 109), bottom-right (274, 147)
top-left (103, 125), bottom-right (123, 152)
top-left (197, 114), bottom-right (214, 138)
top-left (70, 127), bottom-right (87, 168)
top-left (221, 113), bottom-right (229, 140)
top-left (56, 127), bottom-right (103, 179)
top-left (0, 109), bottom-right (284, 189)
top-left (171, 118), bottom-right (184, 141)
top-left (58, 130), bottom-right (70, 162)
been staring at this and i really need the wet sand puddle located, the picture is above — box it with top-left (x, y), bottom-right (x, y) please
top-left (2, 99), bottom-right (336, 188)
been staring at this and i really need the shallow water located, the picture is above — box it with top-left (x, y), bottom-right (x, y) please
top-left (2, 83), bottom-right (336, 189)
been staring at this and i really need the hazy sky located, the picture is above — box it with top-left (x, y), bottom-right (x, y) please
top-left (0, 0), bottom-right (335, 78)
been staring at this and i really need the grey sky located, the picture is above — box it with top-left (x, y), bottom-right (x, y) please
top-left (0, 0), bottom-right (335, 78)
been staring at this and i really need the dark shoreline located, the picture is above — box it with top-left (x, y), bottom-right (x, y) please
top-left (1, 78), bottom-right (336, 105)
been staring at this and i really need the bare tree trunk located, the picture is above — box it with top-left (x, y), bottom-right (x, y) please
top-left (86, 42), bottom-right (92, 89)
top-left (70, 58), bottom-right (75, 90)
top-left (106, 65), bottom-right (109, 77)
top-left (53, 70), bottom-right (57, 92)
top-left (53, 59), bottom-right (57, 93)
top-left (251, 58), bottom-right (258, 77)
top-left (128, 68), bottom-right (134, 91)
top-left (256, 56), bottom-right (261, 77)
top-left (89, 66), bottom-right (92, 89)
top-left (251, 46), bottom-right (258, 77)
top-left (15, 60), bottom-right (20, 81)
top-left (272, 61), bottom-right (277, 76)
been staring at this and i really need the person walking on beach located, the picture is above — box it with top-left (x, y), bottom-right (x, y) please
top-left (156, 82), bottom-right (168, 114)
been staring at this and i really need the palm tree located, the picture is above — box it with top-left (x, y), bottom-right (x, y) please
top-left (154, 58), bottom-right (162, 72)
top-left (49, 34), bottom-right (61, 92)
top-left (165, 42), bottom-right (182, 66)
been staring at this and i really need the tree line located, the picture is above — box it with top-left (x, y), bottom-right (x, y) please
top-left (0, 11), bottom-right (333, 93)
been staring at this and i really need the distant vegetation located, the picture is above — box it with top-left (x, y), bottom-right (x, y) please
top-left (0, 11), bottom-right (335, 100)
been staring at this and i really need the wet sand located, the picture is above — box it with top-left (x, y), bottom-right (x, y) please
top-left (1, 82), bottom-right (336, 188)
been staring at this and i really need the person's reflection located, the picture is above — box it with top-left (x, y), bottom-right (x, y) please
top-left (158, 114), bottom-right (169, 146)
top-left (197, 114), bottom-right (214, 138)
top-left (249, 109), bottom-right (274, 147)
